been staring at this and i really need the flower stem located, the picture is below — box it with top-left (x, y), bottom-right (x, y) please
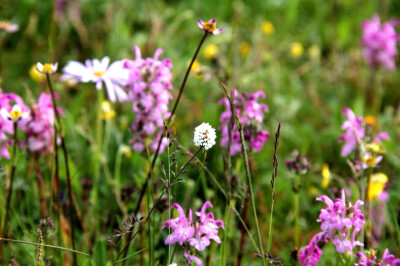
top-left (46, 73), bottom-right (77, 266)
top-left (294, 175), bottom-right (300, 248)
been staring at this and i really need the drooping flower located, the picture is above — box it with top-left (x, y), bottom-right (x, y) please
top-left (36, 62), bottom-right (58, 74)
top-left (316, 189), bottom-right (365, 253)
top-left (62, 57), bottom-right (129, 102)
top-left (193, 123), bottom-right (216, 151)
top-left (162, 201), bottom-right (224, 266)
top-left (362, 14), bottom-right (399, 70)
top-left (198, 19), bottom-right (223, 35)
top-left (220, 88), bottom-right (269, 155)
top-left (123, 45), bottom-right (173, 153)
top-left (0, 20), bottom-right (18, 32)
top-left (24, 93), bottom-right (61, 154)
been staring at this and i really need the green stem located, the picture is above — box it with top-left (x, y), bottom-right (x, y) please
top-left (294, 175), bottom-right (300, 248)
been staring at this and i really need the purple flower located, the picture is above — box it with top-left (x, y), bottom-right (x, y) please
top-left (198, 19), bottom-right (223, 35)
top-left (362, 15), bottom-right (399, 70)
top-left (299, 232), bottom-right (327, 266)
top-left (62, 57), bottom-right (129, 102)
top-left (220, 88), bottom-right (269, 155)
top-left (124, 45), bottom-right (173, 153)
top-left (355, 248), bottom-right (400, 265)
top-left (162, 201), bottom-right (224, 265)
top-left (316, 189), bottom-right (364, 253)
top-left (338, 107), bottom-right (365, 157)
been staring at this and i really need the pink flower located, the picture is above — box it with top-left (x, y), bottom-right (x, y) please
top-left (338, 107), bottom-right (365, 157)
top-left (124, 45), bottom-right (173, 153)
top-left (197, 19), bottom-right (223, 35)
top-left (62, 57), bottom-right (129, 102)
top-left (362, 15), bottom-right (399, 70)
top-left (220, 88), bottom-right (269, 155)
top-left (299, 232), bottom-right (327, 266)
top-left (355, 248), bottom-right (400, 265)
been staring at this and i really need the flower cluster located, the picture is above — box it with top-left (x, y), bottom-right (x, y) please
top-left (62, 57), bottom-right (129, 102)
top-left (220, 88), bottom-right (269, 155)
top-left (162, 201), bottom-right (224, 266)
top-left (299, 232), bottom-right (327, 266)
top-left (338, 107), bottom-right (389, 159)
top-left (24, 93), bottom-right (61, 154)
top-left (355, 249), bottom-right (400, 265)
top-left (286, 150), bottom-right (311, 175)
top-left (193, 123), bottom-right (216, 150)
top-left (123, 45), bottom-right (173, 153)
top-left (0, 91), bottom-right (30, 158)
top-left (362, 15), bottom-right (399, 71)
top-left (300, 189), bottom-right (365, 265)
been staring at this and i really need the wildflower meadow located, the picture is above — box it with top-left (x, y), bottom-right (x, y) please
top-left (1, 1), bottom-right (400, 265)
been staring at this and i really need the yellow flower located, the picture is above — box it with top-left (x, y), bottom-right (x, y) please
top-left (321, 164), bottom-right (330, 188)
top-left (100, 101), bottom-right (116, 120)
top-left (263, 52), bottom-right (272, 62)
top-left (364, 115), bottom-right (376, 126)
top-left (239, 42), bottom-right (251, 57)
top-left (120, 145), bottom-right (132, 158)
top-left (368, 173), bottom-right (388, 201)
top-left (308, 186), bottom-right (319, 196)
top-left (29, 65), bottom-right (46, 83)
top-left (290, 42), bottom-right (303, 58)
top-left (204, 44), bottom-right (219, 59)
top-left (308, 45), bottom-right (320, 59)
top-left (36, 62), bottom-right (58, 74)
top-left (261, 21), bottom-right (274, 35)
top-left (189, 60), bottom-right (203, 78)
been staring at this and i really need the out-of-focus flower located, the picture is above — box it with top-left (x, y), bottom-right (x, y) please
top-left (162, 201), bottom-right (224, 266)
top-left (189, 60), bottom-right (204, 79)
top-left (364, 115), bottom-right (376, 126)
top-left (0, 20), bottom-right (18, 32)
top-left (316, 189), bottom-right (364, 253)
top-left (120, 144), bottom-right (132, 158)
top-left (321, 164), bottom-right (330, 189)
top-left (1, 104), bottom-right (29, 122)
top-left (240, 42), bottom-right (251, 57)
top-left (308, 45), bottom-right (320, 60)
top-left (261, 21), bottom-right (274, 35)
top-left (299, 232), bottom-right (327, 266)
top-left (194, 122), bottom-right (216, 151)
top-left (99, 101), bottom-right (116, 120)
top-left (220, 89), bottom-right (269, 155)
top-left (24, 93), bottom-right (61, 154)
top-left (62, 57), bottom-right (129, 102)
top-left (124, 45), bottom-right (172, 153)
top-left (285, 150), bottom-right (311, 175)
top-left (36, 62), bottom-right (58, 74)
top-left (362, 14), bottom-right (399, 71)
top-left (290, 42), bottom-right (303, 58)
top-left (355, 248), bottom-right (400, 265)
top-left (198, 18), bottom-right (222, 35)
top-left (29, 65), bottom-right (46, 83)
top-left (0, 91), bottom-right (30, 158)
top-left (338, 107), bottom-right (365, 157)
top-left (204, 44), bottom-right (219, 59)
top-left (368, 173), bottom-right (388, 201)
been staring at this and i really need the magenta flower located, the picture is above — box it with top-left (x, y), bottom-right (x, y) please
top-left (198, 19), bottom-right (222, 35)
top-left (24, 93), bottom-right (62, 154)
top-left (362, 15), bottom-right (399, 70)
top-left (162, 201), bottom-right (224, 266)
top-left (299, 232), bottom-right (327, 266)
top-left (62, 57), bottom-right (129, 102)
top-left (355, 248), bottom-right (400, 265)
top-left (0, 91), bottom-right (29, 158)
top-left (338, 107), bottom-right (365, 157)
top-left (123, 45), bottom-right (173, 153)
top-left (316, 189), bottom-right (364, 253)
top-left (220, 88), bottom-right (269, 155)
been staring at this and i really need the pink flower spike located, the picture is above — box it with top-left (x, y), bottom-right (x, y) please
top-left (198, 18), bottom-right (223, 35)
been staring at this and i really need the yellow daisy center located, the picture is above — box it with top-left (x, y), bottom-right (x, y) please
top-left (10, 109), bottom-right (22, 120)
top-left (203, 22), bottom-right (216, 32)
top-left (43, 64), bottom-right (53, 72)
top-left (94, 70), bottom-right (105, 76)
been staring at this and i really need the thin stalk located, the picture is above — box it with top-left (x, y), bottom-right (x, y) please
top-left (364, 167), bottom-right (373, 249)
top-left (267, 123), bottom-right (281, 254)
top-left (113, 148), bottom-right (202, 264)
top-left (1, 121), bottom-right (18, 243)
top-left (167, 132), bottom-right (171, 264)
top-left (0, 237), bottom-right (89, 256)
top-left (46, 73), bottom-right (77, 265)
top-left (294, 175), bottom-right (300, 248)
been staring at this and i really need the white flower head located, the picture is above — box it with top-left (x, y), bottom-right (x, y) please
top-left (0, 104), bottom-right (30, 122)
top-left (194, 122), bottom-right (216, 150)
top-left (36, 62), bottom-right (58, 74)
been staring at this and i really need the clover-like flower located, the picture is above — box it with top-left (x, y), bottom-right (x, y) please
top-left (36, 62), bottom-right (58, 74)
top-left (0, 104), bottom-right (30, 122)
top-left (198, 19), bottom-right (222, 35)
top-left (194, 122), bottom-right (216, 150)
